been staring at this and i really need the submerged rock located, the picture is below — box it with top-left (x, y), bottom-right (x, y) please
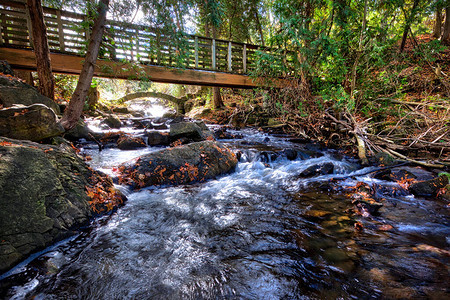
top-left (120, 141), bottom-right (237, 188)
top-left (0, 137), bottom-right (125, 273)
top-left (0, 104), bottom-right (64, 142)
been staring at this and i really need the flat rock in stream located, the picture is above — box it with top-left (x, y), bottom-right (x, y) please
top-left (0, 137), bottom-right (125, 273)
top-left (120, 141), bottom-right (238, 187)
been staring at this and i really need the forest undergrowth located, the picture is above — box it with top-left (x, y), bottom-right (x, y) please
top-left (206, 35), bottom-right (449, 168)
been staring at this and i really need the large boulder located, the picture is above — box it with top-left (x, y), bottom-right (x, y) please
top-left (0, 75), bottom-right (60, 114)
top-left (0, 104), bottom-right (64, 142)
top-left (0, 137), bottom-right (125, 273)
top-left (120, 141), bottom-right (238, 188)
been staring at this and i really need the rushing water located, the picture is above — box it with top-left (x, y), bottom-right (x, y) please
top-left (0, 125), bottom-right (449, 299)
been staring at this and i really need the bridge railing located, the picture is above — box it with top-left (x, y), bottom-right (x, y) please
top-left (0, 0), bottom-right (294, 76)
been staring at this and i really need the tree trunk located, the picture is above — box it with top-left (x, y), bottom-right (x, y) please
top-left (213, 87), bottom-right (223, 108)
top-left (59, 0), bottom-right (109, 131)
top-left (254, 8), bottom-right (265, 46)
top-left (26, 0), bottom-right (54, 100)
top-left (87, 86), bottom-right (99, 110)
top-left (441, 7), bottom-right (450, 43)
top-left (400, 0), bottom-right (419, 52)
top-left (433, 8), bottom-right (443, 38)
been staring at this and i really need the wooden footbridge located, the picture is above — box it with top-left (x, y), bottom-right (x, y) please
top-left (0, 0), bottom-right (291, 88)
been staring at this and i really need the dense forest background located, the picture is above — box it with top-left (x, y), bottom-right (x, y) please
top-left (28, 0), bottom-right (450, 165)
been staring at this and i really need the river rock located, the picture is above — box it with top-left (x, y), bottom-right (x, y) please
top-left (101, 114), bottom-right (122, 129)
top-left (409, 175), bottom-right (449, 197)
top-left (169, 121), bottom-right (214, 143)
top-left (120, 141), bottom-right (237, 188)
top-left (64, 118), bottom-right (92, 141)
top-left (0, 137), bottom-right (125, 273)
top-left (298, 162), bottom-right (334, 178)
top-left (117, 135), bottom-right (147, 150)
top-left (0, 74), bottom-right (61, 114)
top-left (0, 104), bottom-right (64, 142)
top-left (282, 148), bottom-right (298, 161)
top-left (147, 131), bottom-right (170, 146)
top-left (259, 151), bottom-right (279, 163)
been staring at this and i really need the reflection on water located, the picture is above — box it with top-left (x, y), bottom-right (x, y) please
top-left (0, 128), bottom-right (448, 299)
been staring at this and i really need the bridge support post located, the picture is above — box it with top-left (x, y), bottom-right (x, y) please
top-left (194, 36), bottom-right (198, 68)
top-left (211, 39), bottom-right (216, 70)
top-left (243, 44), bottom-right (247, 73)
top-left (228, 42), bottom-right (232, 72)
top-left (56, 10), bottom-right (65, 51)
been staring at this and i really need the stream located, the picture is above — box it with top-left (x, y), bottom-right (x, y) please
top-left (0, 117), bottom-right (449, 299)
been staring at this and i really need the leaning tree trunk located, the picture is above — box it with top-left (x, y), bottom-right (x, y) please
top-left (433, 8), bottom-right (443, 38)
top-left (59, 0), bottom-right (109, 131)
top-left (441, 7), bottom-right (450, 44)
top-left (26, 0), bottom-right (54, 100)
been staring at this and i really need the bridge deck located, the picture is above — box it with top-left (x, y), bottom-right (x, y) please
top-left (0, 0), bottom-right (291, 88)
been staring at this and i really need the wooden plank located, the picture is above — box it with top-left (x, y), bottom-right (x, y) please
top-left (212, 38), bottom-right (216, 70)
top-left (0, 47), bottom-right (287, 88)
